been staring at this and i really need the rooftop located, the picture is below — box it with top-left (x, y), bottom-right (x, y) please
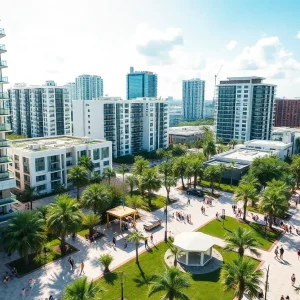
top-left (168, 126), bottom-right (204, 136)
top-left (205, 159), bottom-right (247, 170)
top-left (227, 76), bottom-right (265, 80)
top-left (106, 206), bottom-right (137, 218)
top-left (10, 136), bottom-right (106, 152)
top-left (173, 232), bottom-right (214, 252)
top-left (217, 148), bottom-right (272, 162)
top-left (245, 139), bottom-right (291, 148)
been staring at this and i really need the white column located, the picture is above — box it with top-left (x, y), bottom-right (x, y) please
top-left (185, 251), bottom-right (188, 265)
top-left (200, 252), bottom-right (204, 266)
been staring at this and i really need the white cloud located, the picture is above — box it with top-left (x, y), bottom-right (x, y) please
top-left (226, 40), bottom-right (237, 50)
top-left (297, 31), bottom-right (300, 39)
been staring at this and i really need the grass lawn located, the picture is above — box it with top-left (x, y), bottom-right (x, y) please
top-left (77, 225), bottom-right (89, 238)
top-left (247, 206), bottom-right (290, 220)
top-left (97, 242), bottom-right (260, 300)
top-left (9, 237), bottom-right (78, 276)
top-left (199, 216), bottom-right (281, 250)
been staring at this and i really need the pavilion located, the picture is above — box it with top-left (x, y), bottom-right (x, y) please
top-left (173, 232), bottom-right (215, 266)
top-left (106, 205), bottom-right (137, 232)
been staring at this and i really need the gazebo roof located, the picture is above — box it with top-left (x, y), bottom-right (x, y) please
top-left (106, 206), bottom-right (137, 218)
top-left (173, 232), bottom-right (215, 252)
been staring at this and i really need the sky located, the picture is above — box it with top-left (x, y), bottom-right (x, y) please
top-left (1, 0), bottom-right (300, 99)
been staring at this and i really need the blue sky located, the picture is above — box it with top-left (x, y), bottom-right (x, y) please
top-left (1, 0), bottom-right (300, 99)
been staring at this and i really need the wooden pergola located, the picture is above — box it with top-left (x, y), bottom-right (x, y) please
top-left (106, 205), bottom-right (137, 232)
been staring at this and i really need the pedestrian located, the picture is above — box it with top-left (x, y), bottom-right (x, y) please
top-left (257, 288), bottom-right (264, 299)
top-left (68, 256), bottom-right (74, 270)
top-left (124, 238), bottom-right (127, 249)
top-left (187, 197), bottom-right (190, 205)
top-left (280, 246), bottom-right (284, 260)
top-left (49, 295), bottom-right (54, 300)
top-left (274, 246), bottom-right (279, 259)
top-left (280, 296), bottom-right (284, 300)
top-left (3, 275), bottom-right (8, 286)
top-left (28, 277), bottom-right (34, 288)
top-left (112, 237), bottom-right (116, 248)
top-left (286, 296), bottom-right (290, 300)
top-left (164, 208), bottom-right (167, 215)
top-left (291, 273), bottom-right (296, 286)
top-left (189, 214), bottom-right (192, 223)
top-left (203, 207), bottom-right (206, 215)
top-left (150, 233), bottom-right (153, 244)
top-left (21, 288), bottom-right (26, 300)
top-left (297, 249), bottom-right (300, 260)
top-left (145, 237), bottom-right (148, 249)
top-left (80, 261), bottom-right (85, 275)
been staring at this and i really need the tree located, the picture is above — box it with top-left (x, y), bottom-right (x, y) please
top-left (184, 163), bottom-right (194, 188)
top-left (204, 165), bottom-right (221, 195)
top-left (203, 140), bottom-right (216, 159)
top-left (67, 166), bottom-right (89, 200)
top-left (118, 164), bottom-right (129, 182)
top-left (239, 173), bottom-right (261, 193)
top-left (125, 175), bottom-right (139, 196)
top-left (171, 144), bottom-right (186, 157)
top-left (148, 266), bottom-right (191, 300)
top-left (132, 156), bottom-right (150, 194)
top-left (229, 160), bottom-right (236, 186)
top-left (19, 186), bottom-right (36, 210)
top-left (217, 137), bottom-right (224, 145)
top-left (291, 155), bottom-right (300, 187)
top-left (81, 184), bottom-right (110, 215)
top-left (218, 163), bottom-right (227, 187)
top-left (191, 157), bottom-right (204, 188)
top-left (103, 168), bottom-right (116, 185)
top-left (127, 230), bottom-right (145, 264)
top-left (64, 277), bottom-right (103, 300)
top-left (224, 227), bottom-right (261, 258)
top-left (99, 253), bottom-right (113, 273)
top-left (173, 157), bottom-right (188, 189)
top-left (259, 186), bottom-right (289, 228)
top-left (79, 155), bottom-right (94, 176)
top-left (82, 213), bottom-right (101, 237)
top-left (156, 148), bottom-right (166, 160)
top-left (234, 183), bottom-right (258, 221)
top-left (296, 137), bottom-right (300, 154)
top-left (167, 244), bottom-right (185, 267)
top-left (266, 179), bottom-right (290, 199)
top-left (221, 259), bottom-right (263, 300)
top-left (90, 171), bottom-right (102, 184)
top-left (229, 139), bottom-right (238, 149)
top-left (202, 126), bottom-right (214, 143)
top-left (2, 211), bottom-right (46, 265)
top-left (47, 194), bottom-right (82, 254)
top-left (126, 194), bottom-right (143, 209)
top-left (141, 168), bottom-right (162, 207)
top-left (36, 205), bottom-right (49, 224)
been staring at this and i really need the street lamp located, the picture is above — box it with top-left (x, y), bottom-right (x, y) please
top-left (164, 198), bottom-right (168, 242)
top-left (260, 265), bottom-right (270, 300)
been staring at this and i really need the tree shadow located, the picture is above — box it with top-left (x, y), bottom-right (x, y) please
top-left (133, 263), bottom-right (154, 287)
top-left (103, 272), bottom-right (118, 285)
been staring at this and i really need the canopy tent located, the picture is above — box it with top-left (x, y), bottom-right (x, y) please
top-left (106, 205), bottom-right (137, 232)
top-left (173, 232), bottom-right (215, 266)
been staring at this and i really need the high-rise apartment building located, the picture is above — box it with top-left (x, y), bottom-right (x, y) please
top-left (66, 82), bottom-right (76, 101)
top-left (0, 26), bottom-right (17, 227)
top-left (215, 77), bottom-right (276, 143)
top-left (75, 75), bottom-right (103, 100)
top-left (9, 81), bottom-right (71, 138)
top-left (126, 67), bottom-right (157, 99)
top-left (182, 79), bottom-right (205, 121)
top-left (274, 98), bottom-right (300, 127)
top-left (73, 97), bottom-right (168, 157)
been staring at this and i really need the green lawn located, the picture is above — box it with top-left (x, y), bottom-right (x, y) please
top-left (77, 225), bottom-right (89, 238)
top-left (9, 237), bottom-right (78, 276)
top-left (97, 242), bottom-right (260, 300)
top-left (199, 216), bottom-right (281, 250)
top-left (199, 180), bottom-right (235, 193)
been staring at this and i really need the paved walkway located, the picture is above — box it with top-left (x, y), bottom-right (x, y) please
top-left (0, 185), bottom-right (299, 299)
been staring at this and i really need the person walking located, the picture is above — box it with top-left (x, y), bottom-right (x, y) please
top-left (280, 246), bottom-right (284, 260)
top-left (28, 278), bottom-right (34, 289)
top-left (289, 225), bottom-right (292, 234)
top-left (80, 261), bottom-right (85, 275)
top-left (274, 246), bottom-right (279, 259)
top-left (68, 256), bottom-right (74, 270)
top-left (187, 197), bottom-right (190, 205)
top-left (291, 273), bottom-right (296, 286)
top-left (21, 288), bottom-right (26, 300)
top-left (49, 295), bottom-right (54, 300)
top-left (124, 238), bottom-right (127, 249)
top-left (150, 233), bottom-right (153, 244)
top-left (145, 237), bottom-right (148, 249)
top-left (112, 237), bottom-right (116, 248)
top-left (297, 249), bottom-right (300, 260)
top-left (280, 296), bottom-right (284, 300)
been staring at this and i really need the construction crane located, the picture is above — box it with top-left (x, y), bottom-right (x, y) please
top-left (213, 64), bottom-right (223, 108)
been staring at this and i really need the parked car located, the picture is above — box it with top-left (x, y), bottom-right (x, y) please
top-left (143, 218), bottom-right (162, 231)
top-left (186, 188), bottom-right (204, 197)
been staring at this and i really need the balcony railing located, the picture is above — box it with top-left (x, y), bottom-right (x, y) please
top-left (0, 61), bottom-right (7, 67)
top-left (0, 171), bottom-right (11, 181)
top-left (0, 195), bottom-right (17, 206)
top-left (0, 92), bottom-right (9, 99)
top-left (0, 45), bottom-right (6, 52)
top-left (0, 156), bottom-right (10, 163)
top-left (0, 77), bottom-right (8, 83)
top-left (0, 124), bottom-right (11, 131)
top-left (0, 140), bottom-right (9, 147)
top-left (0, 108), bottom-right (10, 115)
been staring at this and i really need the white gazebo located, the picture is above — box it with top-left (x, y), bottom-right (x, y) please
top-left (173, 232), bottom-right (214, 267)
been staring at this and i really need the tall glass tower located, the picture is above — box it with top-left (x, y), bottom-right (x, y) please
top-left (0, 25), bottom-right (17, 228)
top-left (75, 75), bottom-right (103, 100)
top-left (126, 67), bottom-right (157, 99)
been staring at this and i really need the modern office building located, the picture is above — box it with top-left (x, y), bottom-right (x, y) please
top-left (182, 78), bottom-right (205, 121)
top-left (168, 126), bottom-right (205, 145)
top-left (274, 98), bottom-right (300, 127)
top-left (8, 136), bottom-right (112, 194)
top-left (0, 26), bottom-right (17, 227)
top-left (73, 97), bottom-right (168, 157)
top-left (215, 77), bottom-right (276, 143)
top-left (75, 75), bottom-right (103, 100)
top-left (126, 67), bottom-right (157, 99)
top-left (9, 81), bottom-right (71, 138)
top-left (169, 106), bottom-right (183, 126)
top-left (204, 100), bottom-right (214, 119)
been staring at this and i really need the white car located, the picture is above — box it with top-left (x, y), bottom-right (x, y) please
top-left (143, 218), bottom-right (162, 231)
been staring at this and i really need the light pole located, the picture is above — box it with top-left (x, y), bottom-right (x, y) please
top-left (261, 265), bottom-right (270, 300)
top-left (164, 198), bottom-right (168, 242)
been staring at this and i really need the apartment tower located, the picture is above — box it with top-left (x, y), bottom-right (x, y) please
top-left (274, 98), bottom-right (300, 127)
top-left (75, 75), bottom-right (103, 100)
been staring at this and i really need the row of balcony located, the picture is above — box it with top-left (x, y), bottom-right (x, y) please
top-left (0, 77), bottom-right (8, 84)
top-left (0, 44), bottom-right (6, 54)
top-left (0, 61), bottom-right (7, 68)
top-left (0, 123), bottom-right (11, 131)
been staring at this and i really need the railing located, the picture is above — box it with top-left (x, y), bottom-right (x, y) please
top-left (0, 171), bottom-right (10, 181)
top-left (0, 45), bottom-right (6, 52)
top-left (0, 156), bottom-right (10, 163)
top-left (0, 140), bottom-right (9, 147)
top-left (0, 195), bottom-right (17, 206)
top-left (0, 124), bottom-right (11, 131)
top-left (0, 92), bottom-right (9, 99)
top-left (0, 61), bottom-right (7, 67)
top-left (0, 108), bottom-right (10, 115)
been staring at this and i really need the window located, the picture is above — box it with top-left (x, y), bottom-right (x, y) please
top-left (15, 172), bottom-right (20, 179)
top-left (36, 175), bottom-right (46, 182)
top-left (15, 162), bottom-right (19, 170)
top-left (93, 162), bottom-right (100, 168)
top-left (66, 152), bottom-right (72, 158)
top-left (103, 160), bottom-right (110, 166)
top-left (101, 147), bottom-right (109, 159)
top-left (93, 148), bottom-right (100, 160)
top-left (88, 115), bottom-right (90, 118)
top-left (36, 184), bottom-right (46, 192)
top-left (16, 180), bottom-right (21, 188)
top-left (14, 155), bottom-right (19, 161)
top-left (24, 174), bottom-right (30, 183)
top-left (35, 157), bottom-right (45, 172)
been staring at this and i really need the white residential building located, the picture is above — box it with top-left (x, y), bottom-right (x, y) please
top-left (8, 136), bottom-right (112, 194)
top-left (183, 78), bottom-right (205, 121)
top-left (75, 75), bottom-right (103, 100)
top-left (9, 81), bottom-right (72, 138)
top-left (73, 97), bottom-right (169, 157)
top-left (0, 26), bottom-right (17, 227)
top-left (272, 127), bottom-right (300, 154)
top-left (66, 82), bottom-right (76, 101)
top-left (215, 77), bottom-right (276, 143)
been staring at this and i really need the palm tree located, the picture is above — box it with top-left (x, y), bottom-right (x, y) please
top-left (19, 186), bottom-right (36, 210)
top-left (234, 183), bottom-right (258, 221)
top-left (126, 194), bottom-right (143, 209)
top-left (79, 155), bottom-right (94, 175)
top-left (218, 163), bottom-right (227, 187)
top-left (127, 230), bottom-right (145, 264)
top-left (156, 148), bottom-right (166, 160)
top-left (47, 194), bottom-right (82, 254)
top-left (217, 137), bottom-right (224, 145)
top-left (148, 266), bottom-right (191, 300)
top-left (81, 184), bottom-right (110, 215)
top-left (204, 165), bottom-right (221, 195)
top-left (125, 175), bottom-right (139, 196)
top-left (36, 205), bottom-right (49, 224)
top-left (103, 168), bottom-right (116, 184)
top-left (203, 140), bottom-right (216, 159)
top-left (118, 164), bottom-right (129, 182)
top-left (82, 213), bottom-right (101, 237)
top-left (67, 166), bottom-right (89, 200)
top-left (266, 179), bottom-right (290, 199)
top-left (229, 138), bottom-right (238, 149)
top-left (259, 187), bottom-right (289, 228)
top-left (221, 258), bottom-right (263, 300)
top-left (141, 168), bottom-right (162, 207)
top-left (191, 158), bottom-right (204, 188)
top-left (167, 244), bottom-right (185, 267)
top-left (132, 156), bottom-right (150, 194)
top-left (229, 160), bottom-right (236, 186)
top-left (291, 155), bottom-right (300, 187)
top-left (99, 253), bottom-right (114, 273)
top-left (90, 171), bottom-right (102, 184)
top-left (184, 163), bottom-right (194, 188)
top-left (173, 157), bottom-right (187, 189)
top-left (2, 211), bottom-right (47, 265)
top-left (64, 277), bottom-right (103, 300)
top-left (224, 227), bottom-right (261, 258)
top-left (239, 173), bottom-right (261, 193)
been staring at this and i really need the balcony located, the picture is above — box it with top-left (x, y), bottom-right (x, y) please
top-left (0, 61), bottom-right (7, 68)
top-left (0, 29), bottom-right (5, 38)
top-left (51, 176), bottom-right (61, 182)
top-left (0, 140), bottom-right (9, 148)
top-left (0, 108), bottom-right (10, 115)
top-left (0, 156), bottom-right (11, 164)
top-left (0, 44), bottom-right (6, 54)
top-left (0, 77), bottom-right (9, 84)
top-left (0, 92), bottom-right (9, 100)
top-left (0, 171), bottom-right (11, 181)
top-left (0, 124), bottom-right (11, 131)
top-left (0, 195), bottom-right (17, 206)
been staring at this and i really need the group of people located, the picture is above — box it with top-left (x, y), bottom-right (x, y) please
top-left (280, 296), bottom-right (290, 300)
top-left (3, 267), bottom-right (17, 286)
top-left (173, 211), bottom-right (192, 224)
top-left (251, 213), bottom-right (259, 221)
